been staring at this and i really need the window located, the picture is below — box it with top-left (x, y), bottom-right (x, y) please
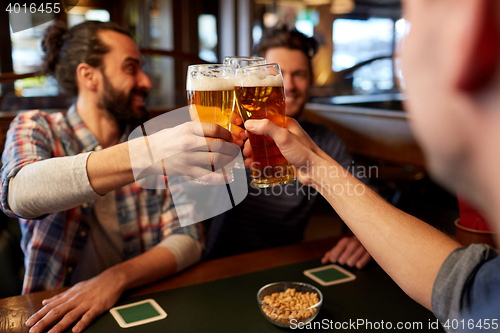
top-left (8, 8), bottom-right (110, 98)
top-left (67, 8), bottom-right (110, 27)
top-left (198, 14), bottom-right (218, 62)
top-left (332, 18), bottom-right (395, 94)
top-left (10, 18), bottom-right (52, 75)
top-left (9, 16), bottom-right (59, 97)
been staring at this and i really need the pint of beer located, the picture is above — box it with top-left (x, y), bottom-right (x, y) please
top-left (186, 64), bottom-right (235, 184)
top-left (234, 63), bottom-right (295, 188)
top-left (223, 57), bottom-right (266, 169)
top-left (186, 64), bottom-right (235, 129)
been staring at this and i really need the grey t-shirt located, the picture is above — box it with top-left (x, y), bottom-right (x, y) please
top-left (71, 191), bottom-right (125, 284)
top-left (432, 244), bottom-right (500, 323)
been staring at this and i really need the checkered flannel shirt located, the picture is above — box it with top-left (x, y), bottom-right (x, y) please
top-left (0, 105), bottom-right (200, 294)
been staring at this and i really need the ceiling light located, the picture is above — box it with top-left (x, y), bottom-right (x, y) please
top-left (330, 0), bottom-right (355, 15)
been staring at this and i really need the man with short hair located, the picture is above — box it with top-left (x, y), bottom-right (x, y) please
top-left (205, 27), bottom-right (371, 269)
top-left (243, 0), bottom-right (500, 323)
top-left (1, 20), bottom-right (240, 333)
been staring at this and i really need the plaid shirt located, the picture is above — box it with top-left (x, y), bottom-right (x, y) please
top-left (0, 105), bottom-right (200, 294)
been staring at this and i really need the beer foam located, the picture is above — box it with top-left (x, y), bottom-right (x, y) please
top-left (186, 76), bottom-right (235, 91)
top-left (239, 74), bottom-right (283, 87)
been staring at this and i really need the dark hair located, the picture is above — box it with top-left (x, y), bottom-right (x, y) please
top-left (41, 20), bottom-right (131, 96)
top-left (256, 26), bottom-right (318, 74)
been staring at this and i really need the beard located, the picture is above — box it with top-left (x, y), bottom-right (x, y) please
top-left (98, 71), bottom-right (149, 131)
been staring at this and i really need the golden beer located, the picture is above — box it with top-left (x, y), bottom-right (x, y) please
top-left (187, 89), bottom-right (234, 128)
top-left (224, 57), bottom-right (266, 170)
top-left (235, 65), bottom-right (295, 188)
top-left (186, 65), bottom-right (235, 184)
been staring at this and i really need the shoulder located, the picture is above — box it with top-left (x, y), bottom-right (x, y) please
top-left (10, 110), bottom-right (66, 132)
top-left (14, 110), bottom-right (65, 124)
top-left (3, 110), bottom-right (69, 159)
top-left (9, 110), bottom-right (69, 139)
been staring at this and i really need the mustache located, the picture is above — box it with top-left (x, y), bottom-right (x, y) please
top-left (130, 89), bottom-right (148, 101)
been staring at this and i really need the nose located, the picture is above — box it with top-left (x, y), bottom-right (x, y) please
top-left (137, 70), bottom-right (153, 91)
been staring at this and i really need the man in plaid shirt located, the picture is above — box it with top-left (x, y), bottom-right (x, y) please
top-left (0, 21), bottom-right (240, 333)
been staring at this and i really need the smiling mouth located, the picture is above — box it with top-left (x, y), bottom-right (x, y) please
top-left (131, 91), bottom-right (147, 104)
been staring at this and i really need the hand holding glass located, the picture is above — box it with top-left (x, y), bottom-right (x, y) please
top-left (186, 64), bottom-right (236, 184)
top-left (223, 57), bottom-right (266, 169)
top-left (234, 63), bottom-right (295, 188)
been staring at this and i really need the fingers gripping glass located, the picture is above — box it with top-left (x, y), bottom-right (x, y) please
top-left (234, 63), bottom-right (296, 188)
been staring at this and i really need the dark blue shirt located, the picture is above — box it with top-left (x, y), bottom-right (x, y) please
top-left (203, 119), bottom-right (354, 259)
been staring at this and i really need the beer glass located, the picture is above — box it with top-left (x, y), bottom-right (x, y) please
top-left (224, 57), bottom-right (266, 169)
top-left (186, 64), bottom-right (235, 184)
top-left (223, 56), bottom-right (266, 71)
top-left (234, 63), bottom-right (295, 188)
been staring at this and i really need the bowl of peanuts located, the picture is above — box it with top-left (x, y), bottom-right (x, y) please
top-left (257, 282), bottom-right (322, 328)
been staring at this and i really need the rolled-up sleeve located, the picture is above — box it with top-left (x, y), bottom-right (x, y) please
top-left (431, 244), bottom-right (499, 322)
top-left (1, 112), bottom-right (101, 219)
top-left (1, 112), bottom-right (56, 217)
top-left (157, 234), bottom-right (202, 272)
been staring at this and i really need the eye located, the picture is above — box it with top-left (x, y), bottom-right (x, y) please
top-left (293, 71), bottom-right (308, 79)
top-left (125, 65), bottom-right (137, 74)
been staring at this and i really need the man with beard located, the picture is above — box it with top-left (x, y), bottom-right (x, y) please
top-left (0, 21), bottom-right (241, 333)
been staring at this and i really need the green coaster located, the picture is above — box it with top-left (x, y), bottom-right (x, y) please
top-left (304, 264), bottom-right (356, 286)
top-left (110, 299), bottom-right (167, 328)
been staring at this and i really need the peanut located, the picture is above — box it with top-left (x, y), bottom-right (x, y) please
top-left (261, 288), bottom-right (320, 326)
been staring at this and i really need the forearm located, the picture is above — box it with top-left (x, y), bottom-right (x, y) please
top-left (107, 235), bottom-right (201, 291)
top-left (108, 246), bottom-right (177, 292)
top-left (243, 118), bottom-right (460, 310)
top-left (311, 156), bottom-right (461, 310)
top-left (87, 142), bottom-right (136, 195)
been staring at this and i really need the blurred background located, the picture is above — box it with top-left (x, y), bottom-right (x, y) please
top-left (0, 0), bottom-right (461, 298)
top-left (0, 0), bottom-right (405, 109)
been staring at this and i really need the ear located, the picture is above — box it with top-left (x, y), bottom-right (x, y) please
top-left (455, 0), bottom-right (500, 92)
top-left (76, 63), bottom-right (99, 92)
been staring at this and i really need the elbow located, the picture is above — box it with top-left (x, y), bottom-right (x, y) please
top-left (7, 178), bottom-right (43, 219)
